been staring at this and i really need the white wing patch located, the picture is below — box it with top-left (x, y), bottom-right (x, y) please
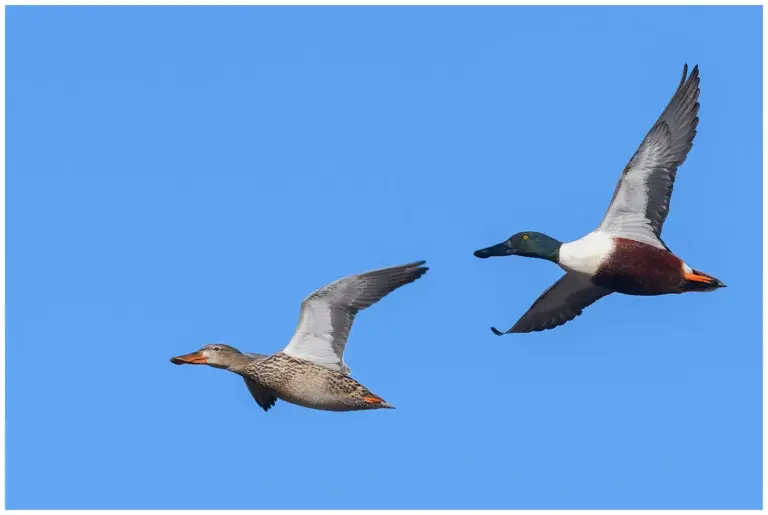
top-left (599, 124), bottom-right (673, 249)
top-left (282, 261), bottom-right (428, 374)
top-left (598, 64), bottom-right (700, 250)
top-left (284, 299), bottom-right (353, 373)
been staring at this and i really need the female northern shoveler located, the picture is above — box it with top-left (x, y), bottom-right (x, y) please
top-left (171, 261), bottom-right (428, 412)
top-left (474, 64), bottom-right (725, 335)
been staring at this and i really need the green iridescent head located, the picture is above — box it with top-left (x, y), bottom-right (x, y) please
top-left (474, 232), bottom-right (562, 262)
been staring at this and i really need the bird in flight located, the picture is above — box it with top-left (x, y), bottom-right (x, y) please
top-left (474, 64), bottom-right (725, 335)
top-left (171, 261), bottom-right (428, 411)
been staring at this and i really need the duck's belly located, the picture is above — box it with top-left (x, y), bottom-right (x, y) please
top-left (276, 385), bottom-right (357, 412)
top-left (592, 238), bottom-right (685, 295)
top-left (269, 364), bottom-right (370, 412)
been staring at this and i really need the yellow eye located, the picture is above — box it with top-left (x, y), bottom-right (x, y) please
top-left (523, 235), bottom-right (529, 240)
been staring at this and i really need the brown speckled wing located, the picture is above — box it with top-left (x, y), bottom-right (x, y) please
top-left (599, 64), bottom-right (700, 250)
top-left (493, 273), bottom-right (611, 335)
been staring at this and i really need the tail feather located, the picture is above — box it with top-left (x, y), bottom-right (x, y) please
top-left (362, 393), bottom-right (394, 409)
top-left (683, 269), bottom-right (726, 292)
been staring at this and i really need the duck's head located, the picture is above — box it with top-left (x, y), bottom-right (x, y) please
top-left (170, 343), bottom-right (243, 370)
top-left (474, 232), bottom-right (562, 261)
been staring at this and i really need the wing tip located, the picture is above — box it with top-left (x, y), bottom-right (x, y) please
top-left (678, 62), bottom-right (700, 90)
top-left (388, 260), bottom-right (428, 276)
top-left (491, 317), bottom-right (570, 336)
top-left (404, 260), bottom-right (428, 272)
top-left (681, 62), bottom-right (699, 75)
top-left (405, 260), bottom-right (429, 278)
top-left (259, 398), bottom-right (277, 412)
top-left (683, 63), bottom-right (700, 85)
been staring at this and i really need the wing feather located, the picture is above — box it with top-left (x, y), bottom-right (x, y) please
top-left (243, 377), bottom-right (278, 412)
top-left (282, 261), bottom-right (428, 373)
top-left (599, 64), bottom-right (700, 248)
top-left (493, 273), bottom-right (611, 334)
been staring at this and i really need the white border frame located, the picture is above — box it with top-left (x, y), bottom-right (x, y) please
top-left (1, 1), bottom-right (763, 513)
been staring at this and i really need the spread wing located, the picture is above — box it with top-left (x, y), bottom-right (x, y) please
top-left (240, 353), bottom-right (277, 412)
top-left (281, 261), bottom-right (428, 374)
top-left (243, 377), bottom-right (278, 412)
top-left (492, 273), bottom-right (611, 335)
top-left (598, 64), bottom-right (700, 249)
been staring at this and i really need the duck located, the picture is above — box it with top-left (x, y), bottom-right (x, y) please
top-left (171, 261), bottom-right (428, 412)
top-left (473, 64), bottom-right (725, 335)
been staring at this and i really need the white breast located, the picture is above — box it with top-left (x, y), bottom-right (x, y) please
top-left (558, 231), bottom-right (615, 276)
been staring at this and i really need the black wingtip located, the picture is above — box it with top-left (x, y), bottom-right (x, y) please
top-left (679, 63), bottom-right (689, 86)
top-left (408, 261), bottom-right (428, 275)
top-left (490, 327), bottom-right (505, 336)
top-left (398, 260), bottom-right (428, 277)
top-left (681, 63), bottom-right (699, 82)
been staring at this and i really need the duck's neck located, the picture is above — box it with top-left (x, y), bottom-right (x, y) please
top-left (537, 246), bottom-right (561, 263)
top-left (527, 236), bottom-right (562, 263)
top-left (226, 353), bottom-right (266, 375)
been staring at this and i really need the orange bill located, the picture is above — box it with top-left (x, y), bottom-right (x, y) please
top-left (170, 351), bottom-right (208, 365)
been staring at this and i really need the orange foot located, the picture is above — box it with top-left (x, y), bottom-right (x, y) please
top-left (683, 271), bottom-right (726, 290)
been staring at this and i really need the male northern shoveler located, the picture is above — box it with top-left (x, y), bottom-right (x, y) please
top-left (171, 261), bottom-right (428, 412)
top-left (473, 64), bottom-right (725, 335)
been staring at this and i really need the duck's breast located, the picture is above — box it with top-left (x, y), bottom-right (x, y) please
top-left (559, 231), bottom-right (616, 276)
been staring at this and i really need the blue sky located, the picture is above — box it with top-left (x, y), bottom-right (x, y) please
top-left (6, 6), bottom-right (761, 509)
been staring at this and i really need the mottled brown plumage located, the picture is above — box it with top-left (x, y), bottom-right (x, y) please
top-left (244, 352), bottom-right (391, 411)
top-left (171, 261), bottom-right (427, 413)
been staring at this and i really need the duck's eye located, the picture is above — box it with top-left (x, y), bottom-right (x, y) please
top-left (212, 346), bottom-right (221, 352)
top-left (523, 234), bottom-right (529, 240)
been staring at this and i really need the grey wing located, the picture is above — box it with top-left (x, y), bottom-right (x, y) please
top-left (281, 261), bottom-right (428, 374)
top-left (243, 377), bottom-right (278, 412)
top-left (598, 64), bottom-right (700, 249)
top-left (492, 273), bottom-right (611, 335)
